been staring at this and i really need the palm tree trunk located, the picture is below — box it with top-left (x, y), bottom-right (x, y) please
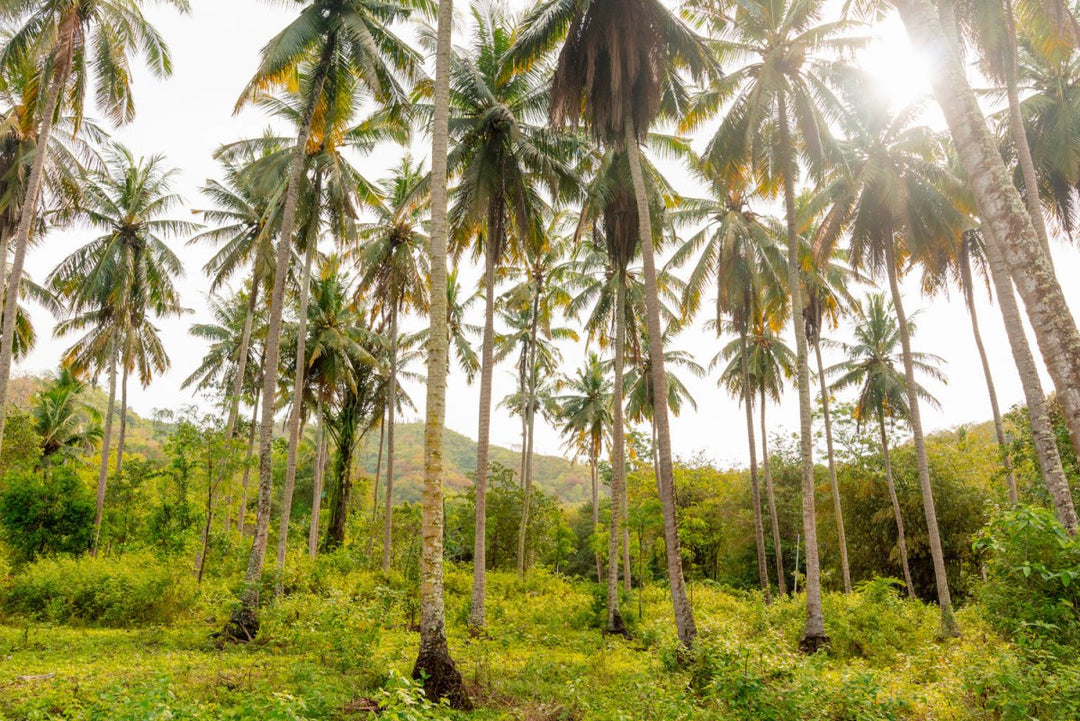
top-left (961, 247), bottom-right (1018, 503)
top-left (308, 400), bottom-right (325, 559)
top-left (225, 47), bottom-right (331, 642)
top-left (884, 241), bottom-right (957, 635)
top-left (517, 288), bottom-right (540, 577)
top-left (115, 354), bottom-right (129, 475)
top-left (196, 436), bottom-right (217, 584)
top-left (92, 343), bottom-right (118, 556)
top-left (624, 116), bottom-right (695, 649)
top-left (0, 46), bottom-right (72, 458)
top-left (518, 346), bottom-right (528, 486)
top-left (382, 300), bottom-right (400, 572)
top-left (983, 228), bottom-right (1078, 533)
top-left (777, 95), bottom-right (826, 651)
top-left (607, 277), bottom-right (628, 634)
top-left (226, 276), bottom-right (260, 440)
top-left (238, 386), bottom-right (260, 535)
top-left (879, 414), bottom-right (915, 598)
top-left (469, 231), bottom-right (498, 629)
top-left (412, 0), bottom-right (468, 703)
top-left (897, 0), bottom-right (1080, 477)
top-left (761, 388), bottom-right (786, 595)
top-left (591, 444), bottom-right (603, 584)
top-left (815, 337), bottom-right (851, 593)
top-left (741, 331), bottom-right (772, 601)
top-left (621, 482), bottom-right (632, 593)
top-left (275, 229), bottom-right (318, 592)
top-left (367, 415), bottom-right (385, 561)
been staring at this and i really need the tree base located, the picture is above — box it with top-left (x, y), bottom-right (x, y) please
top-left (219, 605), bottom-right (260, 644)
top-left (605, 611), bottom-right (631, 639)
top-left (798, 632), bottom-right (829, 654)
top-left (413, 645), bottom-right (472, 710)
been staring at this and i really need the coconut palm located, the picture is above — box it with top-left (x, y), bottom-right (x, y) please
top-left (32, 365), bottom-right (100, 470)
top-left (829, 293), bottom-right (945, 599)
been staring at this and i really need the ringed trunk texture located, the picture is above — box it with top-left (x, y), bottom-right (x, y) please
top-left (606, 278), bottom-right (628, 635)
top-left (777, 96), bottom-right (826, 652)
top-left (897, 0), bottom-right (1080, 484)
top-left (92, 348), bottom-right (118, 556)
top-left (884, 244), bottom-right (957, 636)
top-left (879, 415), bottom-right (915, 598)
top-left (761, 390), bottom-right (786, 595)
top-left (815, 338), bottom-right (851, 593)
top-left (469, 237), bottom-right (497, 629)
top-left (624, 116), bottom-right (696, 649)
top-left (412, 0), bottom-right (469, 705)
top-left (382, 301), bottom-right (400, 572)
top-left (742, 332), bottom-right (772, 601)
top-left (308, 405), bottom-right (325, 559)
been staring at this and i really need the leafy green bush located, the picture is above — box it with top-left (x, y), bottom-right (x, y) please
top-left (0, 467), bottom-right (94, 563)
top-left (0, 552), bottom-right (195, 626)
top-left (974, 506), bottom-right (1080, 649)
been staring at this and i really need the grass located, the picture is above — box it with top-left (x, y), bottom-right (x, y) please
top-left (0, 565), bottom-right (1072, 720)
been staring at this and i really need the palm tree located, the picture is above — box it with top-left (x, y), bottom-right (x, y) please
top-left (226, 0), bottom-right (422, 642)
top-left (684, 0), bottom-right (860, 650)
top-left (830, 293), bottom-right (945, 599)
top-left (816, 84), bottom-right (964, 634)
top-left (355, 156), bottom-right (429, 573)
top-left (0, 0), bottom-right (187, 458)
top-left (49, 144), bottom-right (190, 553)
top-left (32, 366), bottom-right (100, 471)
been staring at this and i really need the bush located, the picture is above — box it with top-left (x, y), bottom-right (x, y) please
top-left (0, 467), bottom-right (94, 563)
top-left (0, 552), bottom-right (195, 626)
top-left (975, 506), bottom-right (1080, 650)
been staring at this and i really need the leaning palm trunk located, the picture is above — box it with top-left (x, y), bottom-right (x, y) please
top-left (878, 415), bottom-right (916, 598)
top-left (470, 236), bottom-right (498, 628)
top-left (884, 243), bottom-right (957, 635)
top-left (896, 0), bottom-right (1080, 480)
top-left (275, 236), bottom-right (319, 591)
top-left (308, 401), bottom-right (325, 559)
top-left (983, 230), bottom-right (1078, 533)
top-left (760, 389), bottom-right (786, 595)
top-left (742, 332), bottom-right (772, 601)
top-left (0, 51), bottom-right (71, 458)
top-left (382, 300), bottom-right (400, 572)
top-left (517, 287), bottom-right (541, 576)
top-left (223, 53), bottom-right (330, 642)
top-left (412, 0), bottom-right (468, 704)
top-left (777, 96), bottom-right (826, 651)
top-left (815, 337), bottom-right (851, 593)
top-left (607, 278), bottom-right (629, 635)
top-left (92, 344), bottom-right (118, 556)
top-left (624, 116), bottom-right (696, 648)
top-left (961, 251), bottom-right (1018, 503)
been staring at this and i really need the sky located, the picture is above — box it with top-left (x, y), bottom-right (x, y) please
top-left (13, 1), bottom-right (1080, 470)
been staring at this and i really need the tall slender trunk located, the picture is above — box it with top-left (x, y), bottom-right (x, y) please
top-left (308, 400), bottom-right (325, 559)
top-left (777, 96), bottom-right (825, 651)
top-left (225, 48), bottom-right (331, 641)
top-left (518, 346), bottom-right (528, 486)
top-left (92, 344), bottom-right (118, 556)
top-left (884, 242), bottom-right (957, 635)
top-left (983, 230), bottom-right (1078, 533)
top-left (367, 416), bottom-right (385, 561)
top-left (238, 387), bottom-right (260, 535)
top-left (0, 230), bottom-right (9, 309)
top-left (412, 0), bottom-right (468, 703)
top-left (517, 286), bottom-right (540, 577)
top-left (382, 301), bottom-right (400, 572)
top-left (898, 0), bottom-right (1080, 480)
top-left (0, 41), bottom-right (72, 456)
top-left (879, 415), bottom-right (915, 598)
top-left (227, 276), bottom-right (260, 440)
top-left (815, 337), bottom-right (851, 593)
top-left (624, 116), bottom-right (695, 648)
top-left (115, 354), bottom-right (129, 475)
top-left (591, 444), bottom-right (603, 584)
top-left (275, 230), bottom-right (319, 591)
top-left (469, 232), bottom-right (498, 628)
top-left (741, 331), bottom-right (771, 601)
top-left (607, 277), bottom-right (628, 634)
top-left (961, 248), bottom-right (1018, 503)
top-left (761, 389), bottom-right (786, 595)
top-left (621, 478), bottom-right (632, 593)
top-left (196, 440), bottom-right (217, 584)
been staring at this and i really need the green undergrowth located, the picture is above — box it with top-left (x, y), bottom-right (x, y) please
top-left (0, 558), bottom-right (1076, 720)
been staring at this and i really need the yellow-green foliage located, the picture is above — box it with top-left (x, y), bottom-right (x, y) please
top-left (2, 563), bottom-right (1077, 720)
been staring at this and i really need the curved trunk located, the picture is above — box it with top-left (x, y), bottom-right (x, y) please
top-left (879, 414), bottom-right (915, 598)
top-left (742, 331), bottom-right (771, 601)
top-left (275, 229), bottom-right (319, 592)
top-left (382, 300), bottom-right (400, 572)
top-left (983, 231), bottom-right (1078, 533)
top-left (607, 276), bottom-right (628, 634)
top-left (761, 388), bottom-right (786, 595)
top-left (884, 242), bottom-right (957, 635)
top-left (0, 48), bottom-right (71, 457)
top-left (308, 401), bottom-right (325, 559)
top-left (777, 96), bottom-right (825, 651)
top-left (225, 50), bottom-right (330, 641)
top-left (92, 345), bottom-right (118, 556)
top-left (898, 0), bottom-right (1080, 485)
top-left (366, 416), bottom-right (385, 561)
top-left (238, 387), bottom-right (260, 535)
top-left (815, 337), bottom-right (851, 593)
top-left (469, 231), bottom-right (498, 628)
top-left (625, 116), bottom-right (696, 649)
top-left (412, 0), bottom-right (468, 704)
top-left (961, 250), bottom-right (1018, 503)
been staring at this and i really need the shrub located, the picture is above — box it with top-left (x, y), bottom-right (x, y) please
top-left (0, 552), bottom-right (195, 626)
top-left (0, 467), bottom-right (95, 563)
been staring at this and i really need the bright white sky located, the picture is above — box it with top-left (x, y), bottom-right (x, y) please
top-left (14, 1), bottom-right (1080, 469)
